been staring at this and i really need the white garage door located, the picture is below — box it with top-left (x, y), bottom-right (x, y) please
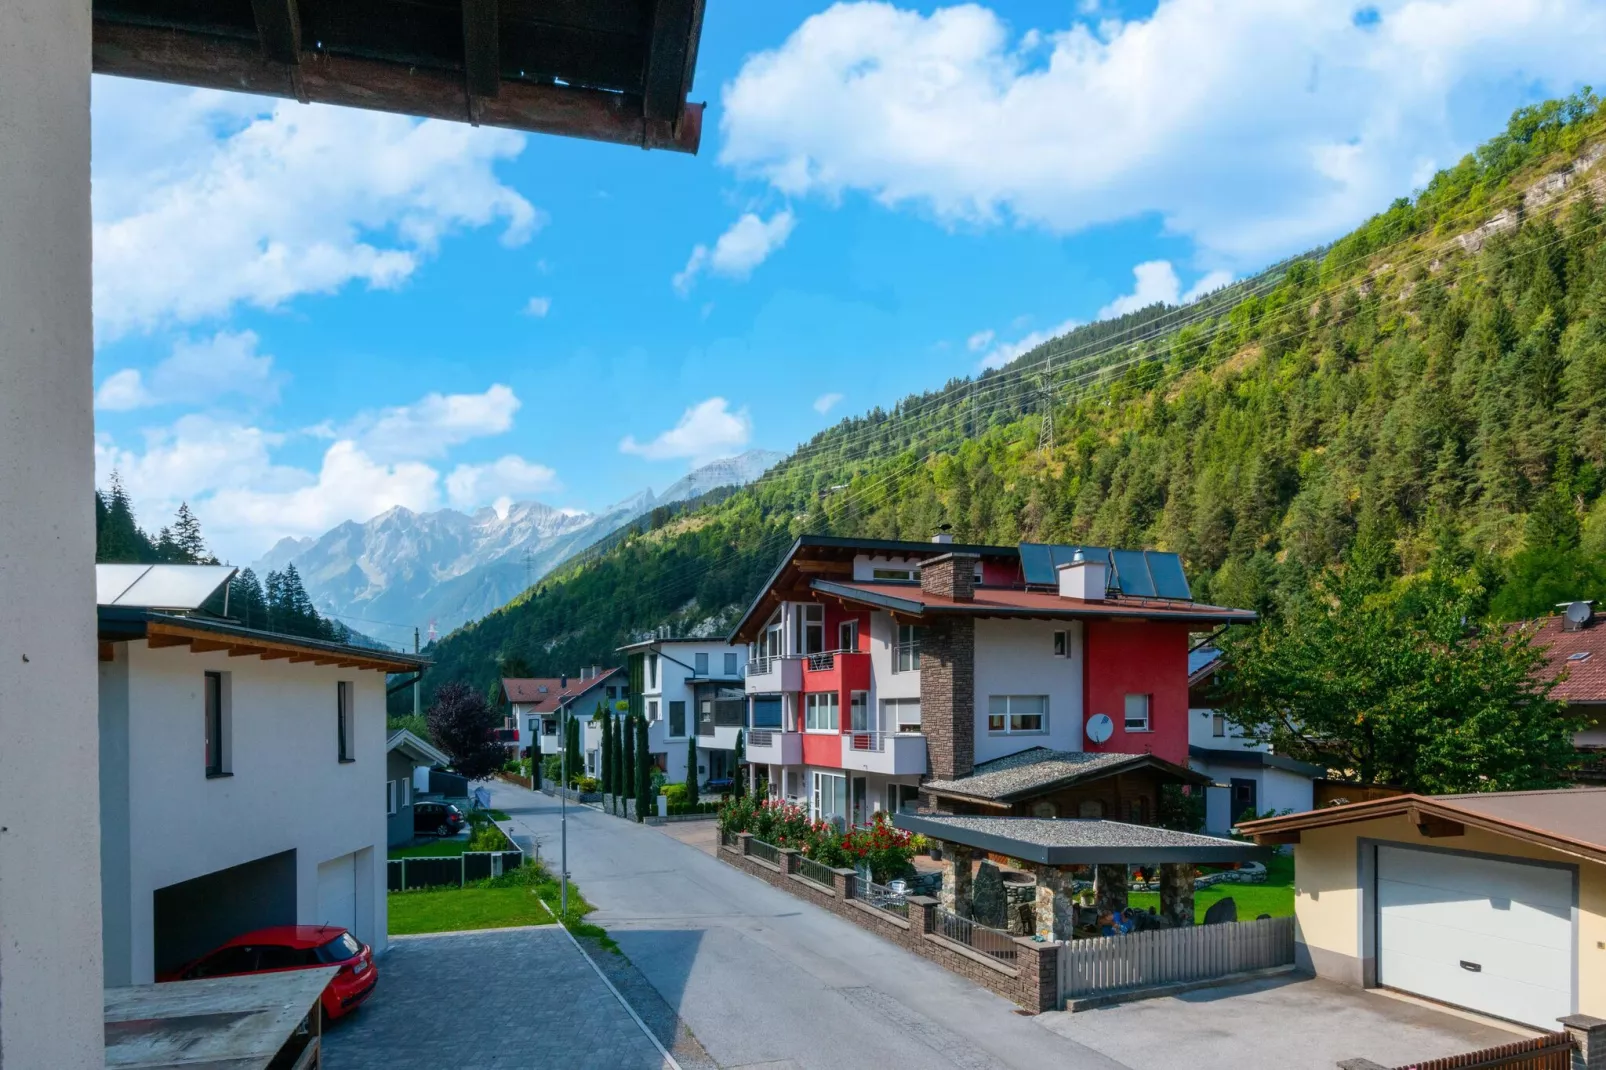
top-left (1377, 845), bottom-right (1573, 1028)
top-left (316, 854), bottom-right (357, 934)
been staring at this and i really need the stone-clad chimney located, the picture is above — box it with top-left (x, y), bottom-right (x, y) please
top-left (920, 617), bottom-right (975, 788)
top-left (921, 551), bottom-right (980, 603)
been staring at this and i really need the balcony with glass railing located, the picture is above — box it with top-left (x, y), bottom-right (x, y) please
top-left (745, 725), bottom-right (801, 765)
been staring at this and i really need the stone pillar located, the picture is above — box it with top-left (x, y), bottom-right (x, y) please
top-left (832, 867), bottom-right (857, 900)
top-left (778, 847), bottom-right (800, 875)
top-left (906, 895), bottom-right (938, 936)
top-left (939, 843), bottom-right (974, 917)
top-left (1159, 862), bottom-right (1195, 927)
top-left (921, 617), bottom-right (976, 780)
top-left (1562, 1014), bottom-right (1606, 1070)
top-left (1094, 863), bottom-right (1129, 918)
top-left (1031, 865), bottom-right (1077, 941)
top-left (736, 832), bottom-right (752, 856)
top-left (0, 1), bottom-right (103, 1066)
top-left (1011, 936), bottom-right (1063, 1014)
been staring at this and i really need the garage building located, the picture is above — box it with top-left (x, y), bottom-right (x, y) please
top-left (1241, 789), bottom-right (1606, 1029)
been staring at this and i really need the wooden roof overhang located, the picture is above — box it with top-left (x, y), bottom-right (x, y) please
top-left (99, 608), bottom-right (430, 674)
top-left (92, 0), bottom-right (706, 151)
top-left (726, 535), bottom-right (1021, 644)
top-left (1237, 793), bottom-right (1606, 865)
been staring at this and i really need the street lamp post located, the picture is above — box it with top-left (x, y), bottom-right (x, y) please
top-left (559, 702), bottom-right (568, 916)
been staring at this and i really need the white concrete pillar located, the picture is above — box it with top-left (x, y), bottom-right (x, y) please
top-left (0, 0), bottom-right (103, 1064)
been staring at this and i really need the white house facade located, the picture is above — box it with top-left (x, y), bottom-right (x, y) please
top-left (503, 668), bottom-right (626, 779)
top-left (96, 569), bottom-right (427, 988)
top-left (620, 638), bottom-right (747, 787)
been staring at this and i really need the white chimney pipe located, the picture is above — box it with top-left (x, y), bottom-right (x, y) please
top-left (1057, 550), bottom-right (1108, 601)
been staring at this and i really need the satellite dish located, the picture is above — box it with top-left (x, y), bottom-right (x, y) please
top-left (1566, 600), bottom-right (1594, 626)
top-left (1086, 714), bottom-right (1114, 744)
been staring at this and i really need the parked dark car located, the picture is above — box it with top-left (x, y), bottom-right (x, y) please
top-left (414, 801), bottom-right (465, 836)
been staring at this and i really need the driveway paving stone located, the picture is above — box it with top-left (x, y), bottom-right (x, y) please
top-left (323, 926), bottom-right (669, 1070)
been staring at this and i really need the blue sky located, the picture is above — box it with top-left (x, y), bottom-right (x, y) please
top-left (89, 0), bottom-right (1606, 562)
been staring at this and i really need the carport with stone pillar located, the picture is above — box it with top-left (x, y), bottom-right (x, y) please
top-left (896, 813), bottom-right (1267, 941)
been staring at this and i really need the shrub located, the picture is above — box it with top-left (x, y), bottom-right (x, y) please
top-left (716, 798), bottom-right (917, 882)
top-left (574, 775), bottom-right (599, 794)
top-left (542, 754), bottom-right (562, 784)
top-left (663, 782), bottom-right (688, 805)
top-left (467, 823), bottom-right (513, 852)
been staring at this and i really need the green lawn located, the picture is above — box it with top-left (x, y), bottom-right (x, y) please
top-left (388, 885), bottom-right (551, 934)
top-left (388, 837), bottom-right (469, 859)
top-left (387, 859), bottom-right (616, 949)
top-left (1127, 853), bottom-right (1294, 923)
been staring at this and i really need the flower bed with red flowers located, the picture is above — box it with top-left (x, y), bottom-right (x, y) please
top-left (718, 796), bottom-right (919, 883)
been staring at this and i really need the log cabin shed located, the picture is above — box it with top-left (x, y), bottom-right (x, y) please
top-left (0, 2), bottom-right (709, 1063)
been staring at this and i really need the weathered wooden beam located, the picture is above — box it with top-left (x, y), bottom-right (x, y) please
top-left (287, 654), bottom-right (320, 664)
top-left (257, 649), bottom-right (293, 661)
top-left (225, 644), bottom-right (271, 658)
top-left (248, 0), bottom-right (301, 67)
top-left (642, 0), bottom-right (699, 122)
top-left (461, 0), bottom-right (500, 104)
top-left (793, 560), bottom-right (854, 575)
top-left (146, 634), bottom-right (192, 649)
top-left (189, 639), bottom-right (234, 654)
top-left (92, 22), bottom-right (702, 153)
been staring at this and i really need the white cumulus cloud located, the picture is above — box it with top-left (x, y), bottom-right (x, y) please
top-left (966, 329), bottom-right (995, 353)
top-left (95, 330), bottom-right (280, 411)
top-left (978, 318), bottom-right (1080, 371)
top-left (1097, 261), bottom-right (1235, 320)
top-left (91, 77), bottom-right (540, 341)
top-left (445, 455), bottom-right (560, 509)
top-left (674, 209), bottom-right (796, 293)
top-left (620, 397), bottom-right (753, 466)
top-left (813, 392), bottom-right (845, 415)
top-left (524, 296), bottom-right (552, 317)
top-left (719, 0), bottom-right (1606, 265)
top-left (345, 384), bottom-right (521, 462)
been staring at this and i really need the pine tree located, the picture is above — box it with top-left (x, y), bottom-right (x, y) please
top-left (613, 717), bottom-right (626, 815)
top-left (620, 713), bottom-right (635, 814)
top-left (685, 737), bottom-right (699, 807)
top-left (97, 472), bottom-right (154, 563)
top-left (634, 714), bottom-right (650, 823)
top-left (172, 503), bottom-right (208, 563)
top-left (229, 569), bottom-right (269, 629)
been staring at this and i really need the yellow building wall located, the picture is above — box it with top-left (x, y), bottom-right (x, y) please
top-left (1291, 813), bottom-right (1606, 1016)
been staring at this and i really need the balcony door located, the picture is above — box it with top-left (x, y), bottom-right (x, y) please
top-left (812, 771), bottom-right (847, 828)
top-left (838, 619), bottom-right (858, 653)
top-left (795, 604), bottom-right (825, 655)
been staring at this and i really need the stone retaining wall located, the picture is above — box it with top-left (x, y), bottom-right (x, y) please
top-left (719, 833), bottom-right (1060, 1013)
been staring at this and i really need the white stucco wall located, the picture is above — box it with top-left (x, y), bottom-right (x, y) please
top-left (99, 641), bottom-right (389, 985)
top-left (0, 2), bottom-right (101, 1063)
top-left (642, 641), bottom-right (744, 783)
top-left (1261, 766), bottom-right (1315, 814)
top-left (971, 619), bottom-right (1084, 764)
top-left (1187, 705), bottom-right (1270, 751)
top-left (868, 611), bottom-right (920, 708)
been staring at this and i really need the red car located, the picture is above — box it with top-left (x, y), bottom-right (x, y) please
top-left (160, 925), bottom-right (377, 1019)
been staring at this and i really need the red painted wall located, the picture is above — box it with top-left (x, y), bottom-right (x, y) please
top-left (1081, 619), bottom-right (1190, 765)
top-left (801, 731), bottom-right (842, 768)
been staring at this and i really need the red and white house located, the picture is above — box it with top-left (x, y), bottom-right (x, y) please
top-left (728, 535), bottom-right (1257, 825)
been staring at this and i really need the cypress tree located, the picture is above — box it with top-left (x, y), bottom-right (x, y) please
top-left (686, 737), bottom-right (699, 807)
top-left (599, 707), bottom-right (612, 796)
top-left (531, 732), bottom-right (542, 790)
top-left (733, 728), bottom-right (745, 798)
top-left (621, 714), bottom-right (635, 816)
top-left (566, 712), bottom-right (581, 786)
top-left (635, 714), bottom-right (650, 822)
top-left (613, 718), bottom-right (625, 815)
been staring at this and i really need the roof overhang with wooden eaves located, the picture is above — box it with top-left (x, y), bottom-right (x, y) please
top-left (1237, 790), bottom-right (1606, 866)
top-left (92, 0), bottom-right (707, 152)
top-left (99, 608), bottom-right (430, 674)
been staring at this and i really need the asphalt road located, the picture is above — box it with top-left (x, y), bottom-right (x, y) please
top-left (491, 780), bottom-right (1127, 1070)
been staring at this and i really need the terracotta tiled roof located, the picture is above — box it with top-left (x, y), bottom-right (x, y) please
top-left (1523, 615), bottom-right (1606, 704)
top-left (811, 580), bottom-right (1257, 624)
top-left (501, 668), bottom-right (621, 711)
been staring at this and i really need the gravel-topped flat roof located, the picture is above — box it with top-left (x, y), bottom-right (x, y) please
top-left (923, 747), bottom-right (1203, 802)
top-left (894, 813), bottom-right (1267, 865)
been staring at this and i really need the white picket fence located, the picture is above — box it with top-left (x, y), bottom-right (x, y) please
top-left (1061, 915), bottom-right (1295, 999)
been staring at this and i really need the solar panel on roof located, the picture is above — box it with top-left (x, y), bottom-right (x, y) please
top-left (1019, 542), bottom-right (1056, 585)
top-left (97, 564), bottom-right (237, 610)
top-left (1110, 550), bottom-right (1157, 598)
top-left (1146, 552), bottom-right (1193, 600)
top-left (96, 564), bottom-right (151, 606)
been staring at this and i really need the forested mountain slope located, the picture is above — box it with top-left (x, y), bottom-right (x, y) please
top-left (423, 92), bottom-right (1606, 700)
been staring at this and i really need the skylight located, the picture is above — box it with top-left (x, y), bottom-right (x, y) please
top-left (1567, 651), bottom-right (1593, 663)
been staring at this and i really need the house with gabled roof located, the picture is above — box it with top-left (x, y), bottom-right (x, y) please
top-left (502, 667), bottom-right (627, 780)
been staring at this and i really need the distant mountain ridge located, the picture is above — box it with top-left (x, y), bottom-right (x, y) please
top-left (251, 449), bottom-right (783, 646)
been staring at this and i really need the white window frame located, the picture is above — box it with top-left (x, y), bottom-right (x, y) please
top-left (799, 604), bottom-right (825, 655)
top-left (986, 694), bottom-right (1048, 735)
top-left (386, 780), bottom-right (398, 816)
top-left (694, 651), bottom-right (709, 675)
top-left (812, 770), bottom-right (847, 826)
top-left (838, 619), bottom-right (858, 653)
top-left (399, 778), bottom-right (410, 808)
top-left (883, 698), bottom-right (922, 733)
top-left (804, 692), bottom-right (839, 733)
top-left (724, 652), bottom-right (739, 676)
top-left (1124, 693), bottom-right (1152, 733)
top-left (667, 700), bottom-right (686, 739)
top-left (649, 654), bottom-right (658, 688)
top-left (204, 670), bottom-right (230, 777)
top-left (647, 698), bottom-right (659, 725)
top-left (871, 567), bottom-right (916, 581)
top-left (849, 690), bottom-right (870, 732)
top-left (1211, 711), bottom-right (1226, 738)
top-left (1052, 630), bottom-right (1067, 657)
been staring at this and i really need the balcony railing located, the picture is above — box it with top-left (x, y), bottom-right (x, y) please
top-left (795, 854), bottom-right (837, 889)
top-left (748, 655), bottom-right (775, 675)
top-left (749, 729), bottom-right (775, 747)
top-left (806, 649), bottom-right (844, 671)
top-left (861, 879), bottom-right (910, 919)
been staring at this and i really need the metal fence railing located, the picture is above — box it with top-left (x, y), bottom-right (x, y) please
top-left (893, 641), bottom-right (921, 673)
top-left (1061, 915), bottom-right (1295, 998)
top-left (386, 848), bottom-right (527, 891)
top-left (934, 907), bottom-right (1017, 963)
top-left (747, 838), bottom-right (780, 866)
top-left (795, 855), bottom-right (837, 889)
top-left (749, 729), bottom-right (774, 748)
top-left (861, 880), bottom-right (910, 918)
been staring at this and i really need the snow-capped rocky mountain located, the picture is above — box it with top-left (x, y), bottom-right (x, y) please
top-left (248, 449), bottom-right (784, 646)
